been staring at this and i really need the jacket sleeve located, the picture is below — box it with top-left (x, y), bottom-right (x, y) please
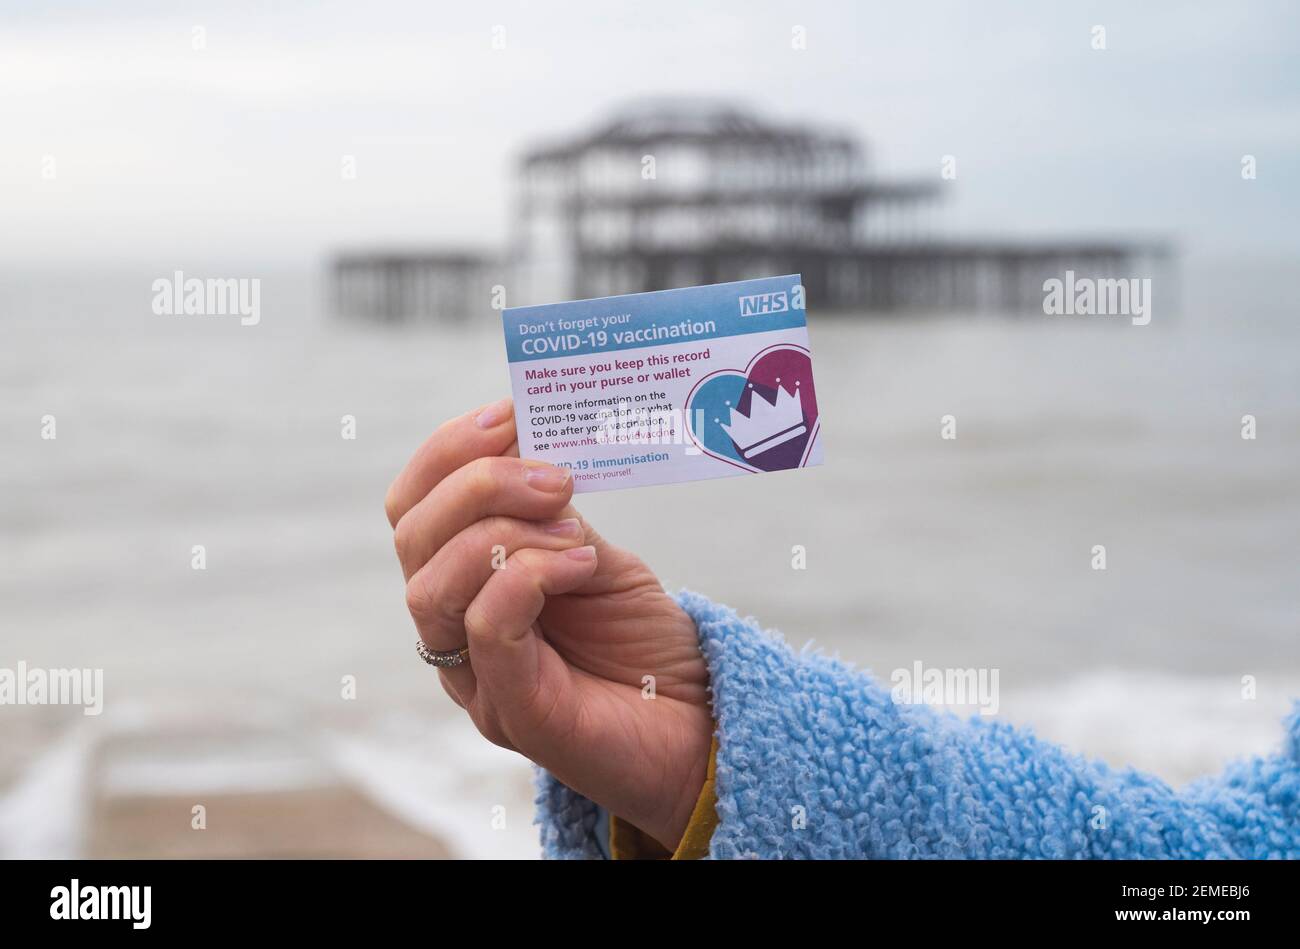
top-left (535, 590), bottom-right (1300, 859)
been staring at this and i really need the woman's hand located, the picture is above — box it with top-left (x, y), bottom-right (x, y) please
top-left (385, 398), bottom-right (713, 852)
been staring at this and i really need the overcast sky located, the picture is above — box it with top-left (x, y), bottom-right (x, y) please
top-left (2, 0), bottom-right (1297, 267)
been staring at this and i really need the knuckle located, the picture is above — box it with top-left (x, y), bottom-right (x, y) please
top-left (463, 456), bottom-right (497, 497)
top-left (465, 456), bottom-right (514, 504)
top-left (507, 547), bottom-right (547, 575)
top-left (462, 601), bottom-right (494, 642)
top-left (400, 572), bottom-right (426, 616)
top-left (475, 513), bottom-right (510, 541)
top-left (477, 515), bottom-right (516, 557)
top-left (383, 479), bottom-right (404, 528)
top-left (392, 515), bottom-right (413, 563)
top-left (404, 573), bottom-right (434, 623)
top-left (405, 571), bottom-right (462, 631)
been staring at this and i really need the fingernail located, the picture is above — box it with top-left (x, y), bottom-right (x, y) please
top-left (565, 545), bottom-right (596, 562)
top-left (541, 518), bottom-right (582, 538)
top-left (524, 464), bottom-right (571, 492)
top-left (474, 398), bottom-right (512, 430)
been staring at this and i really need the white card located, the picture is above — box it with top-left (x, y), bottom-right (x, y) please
top-left (502, 274), bottom-right (823, 492)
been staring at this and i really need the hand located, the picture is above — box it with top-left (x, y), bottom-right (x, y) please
top-left (385, 398), bottom-right (713, 852)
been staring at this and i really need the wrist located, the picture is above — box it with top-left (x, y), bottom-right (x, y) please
top-left (625, 700), bottom-right (715, 852)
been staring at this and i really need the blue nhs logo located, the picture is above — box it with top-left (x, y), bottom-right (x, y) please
top-left (738, 290), bottom-right (789, 316)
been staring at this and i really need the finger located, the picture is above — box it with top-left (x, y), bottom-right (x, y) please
top-left (464, 546), bottom-right (597, 742)
top-left (384, 397), bottom-right (515, 528)
top-left (393, 456), bottom-right (573, 580)
top-left (406, 516), bottom-right (585, 652)
top-left (408, 515), bottom-right (584, 710)
top-left (501, 437), bottom-right (626, 576)
top-left (507, 440), bottom-right (621, 575)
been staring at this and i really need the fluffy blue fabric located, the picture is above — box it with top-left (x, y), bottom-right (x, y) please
top-left (535, 591), bottom-right (1300, 859)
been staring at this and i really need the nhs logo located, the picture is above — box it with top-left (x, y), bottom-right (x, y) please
top-left (739, 290), bottom-right (789, 316)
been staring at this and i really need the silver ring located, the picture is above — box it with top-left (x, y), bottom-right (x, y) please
top-left (417, 640), bottom-right (470, 668)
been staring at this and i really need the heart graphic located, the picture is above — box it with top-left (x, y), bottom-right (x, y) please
top-left (685, 343), bottom-right (819, 473)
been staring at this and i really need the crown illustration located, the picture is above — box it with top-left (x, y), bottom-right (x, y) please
top-left (719, 381), bottom-right (807, 459)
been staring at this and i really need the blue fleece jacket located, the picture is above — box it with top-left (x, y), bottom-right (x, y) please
top-left (535, 591), bottom-right (1300, 859)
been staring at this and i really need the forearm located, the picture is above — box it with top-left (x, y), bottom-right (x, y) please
top-left (536, 592), bottom-right (1300, 859)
